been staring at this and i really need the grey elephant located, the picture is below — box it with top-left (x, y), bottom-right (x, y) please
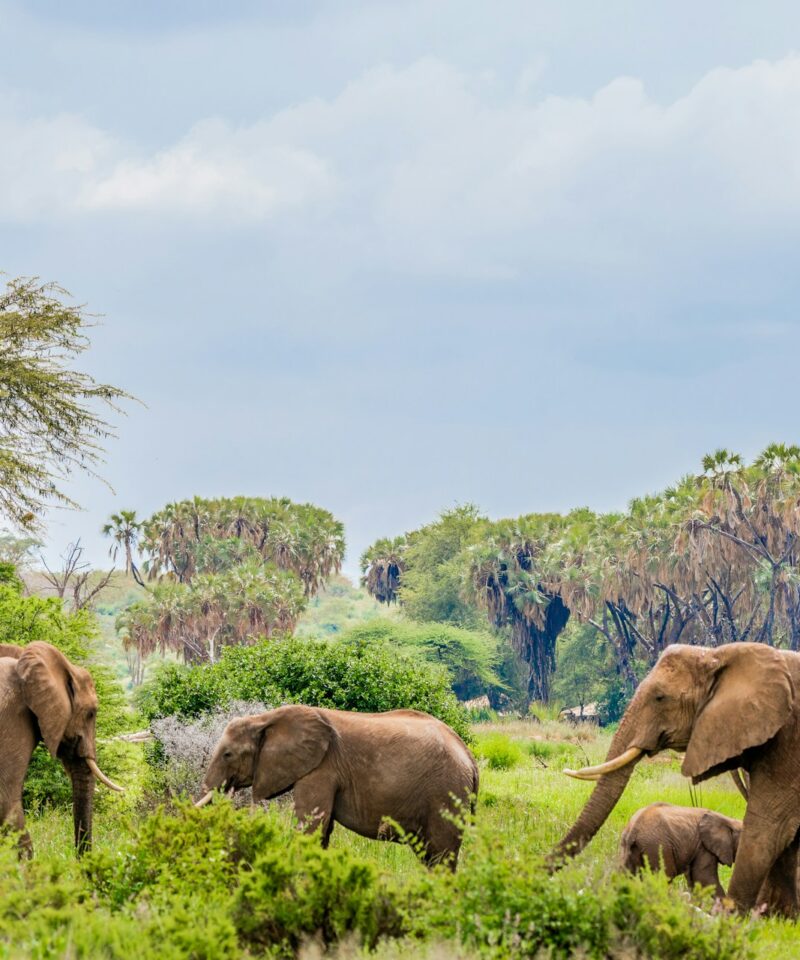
top-left (0, 641), bottom-right (122, 855)
top-left (620, 802), bottom-right (742, 897)
top-left (196, 704), bottom-right (479, 868)
top-left (554, 642), bottom-right (800, 916)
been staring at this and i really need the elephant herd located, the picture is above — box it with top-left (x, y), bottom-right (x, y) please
top-left (3, 639), bottom-right (800, 916)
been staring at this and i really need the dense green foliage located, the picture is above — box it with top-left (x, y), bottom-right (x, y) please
top-left (342, 618), bottom-right (504, 700)
top-left (137, 634), bottom-right (471, 739)
top-left (0, 794), bottom-right (753, 960)
top-left (363, 445), bottom-right (800, 709)
top-left (0, 275), bottom-right (130, 530)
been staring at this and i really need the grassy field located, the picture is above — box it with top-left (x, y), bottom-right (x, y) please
top-left (16, 716), bottom-right (800, 959)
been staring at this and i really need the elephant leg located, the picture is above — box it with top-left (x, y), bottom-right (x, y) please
top-left (1, 799), bottom-right (32, 858)
top-left (727, 813), bottom-right (799, 913)
top-left (756, 831), bottom-right (800, 918)
top-left (421, 814), bottom-right (462, 872)
top-left (688, 850), bottom-right (725, 899)
top-left (293, 777), bottom-right (335, 846)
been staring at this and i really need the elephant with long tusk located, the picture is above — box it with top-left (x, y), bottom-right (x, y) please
top-left (553, 642), bottom-right (800, 917)
top-left (0, 641), bottom-right (123, 855)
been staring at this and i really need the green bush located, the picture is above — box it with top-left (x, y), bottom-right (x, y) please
top-left (137, 634), bottom-right (470, 740)
top-left (0, 803), bottom-right (755, 960)
top-left (423, 836), bottom-right (752, 960)
top-left (474, 734), bottom-right (524, 770)
top-left (88, 803), bottom-right (411, 958)
top-left (341, 619), bottom-right (504, 701)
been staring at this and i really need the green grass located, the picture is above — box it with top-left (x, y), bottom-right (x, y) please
top-left (13, 718), bottom-right (795, 957)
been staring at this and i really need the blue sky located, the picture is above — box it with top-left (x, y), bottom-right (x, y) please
top-left (3, 1), bottom-right (800, 576)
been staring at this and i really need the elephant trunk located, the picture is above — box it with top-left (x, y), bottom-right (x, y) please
top-left (551, 715), bottom-right (643, 866)
top-left (66, 759), bottom-right (94, 855)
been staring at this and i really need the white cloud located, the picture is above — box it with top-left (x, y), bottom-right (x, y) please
top-left (85, 119), bottom-right (333, 220)
top-left (3, 54), bottom-right (800, 272)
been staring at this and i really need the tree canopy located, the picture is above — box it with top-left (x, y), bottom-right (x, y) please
top-left (362, 444), bottom-right (800, 706)
top-left (121, 495), bottom-right (345, 664)
top-left (0, 276), bottom-right (130, 530)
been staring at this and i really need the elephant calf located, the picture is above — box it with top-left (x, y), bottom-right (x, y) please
top-left (620, 802), bottom-right (741, 897)
top-left (197, 704), bottom-right (479, 868)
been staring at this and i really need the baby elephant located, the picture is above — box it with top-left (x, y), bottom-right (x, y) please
top-left (197, 704), bottom-right (479, 868)
top-left (620, 802), bottom-right (742, 897)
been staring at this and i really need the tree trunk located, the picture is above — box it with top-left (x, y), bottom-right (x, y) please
top-left (515, 595), bottom-right (570, 704)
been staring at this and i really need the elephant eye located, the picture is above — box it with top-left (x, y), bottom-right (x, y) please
top-left (223, 750), bottom-right (233, 759)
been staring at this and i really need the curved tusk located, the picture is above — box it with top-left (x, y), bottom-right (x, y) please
top-left (195, 790), bottom-right (215, 808)
top-left (730, 768), bottom-right (749, 802)
top-left (87, 758), bottom-right (125, 793)
top-left (564, 747), bottom-right (643, 781)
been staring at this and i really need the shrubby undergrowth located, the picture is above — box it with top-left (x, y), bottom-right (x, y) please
top-left (137, 634), bottom-right (470, 740)
top-left (0, 802), bottom-right (752, 960)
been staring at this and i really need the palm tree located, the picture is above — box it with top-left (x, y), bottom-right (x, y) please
top-left (102, 510), bottom-right (142, 581)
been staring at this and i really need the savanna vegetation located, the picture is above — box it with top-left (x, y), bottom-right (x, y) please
top-left (362, 447), bottom-right (800, 716)
top-left (3, 275), bottom-right (800, 957)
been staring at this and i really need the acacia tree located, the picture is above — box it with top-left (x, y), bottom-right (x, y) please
top-left (0, 276), bottom-right (130, 530)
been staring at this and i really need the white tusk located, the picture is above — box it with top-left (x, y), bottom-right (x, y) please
top-left (564, 747), bottom-right (643, 781)
top-left (87, 758), bottom-right (125, 793)
top-left (195, 790), bottom-right (215, 808)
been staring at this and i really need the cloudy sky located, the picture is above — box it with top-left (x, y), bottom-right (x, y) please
top-left (4, 1), bottom-right (800, 576)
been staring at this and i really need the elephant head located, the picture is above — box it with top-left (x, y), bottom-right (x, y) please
top-left (555, 642), bottom-right (793, 861)
top-left (196, 705), bottom-right (335, 806)
top-left (16, 642), bottom-right (122, 851)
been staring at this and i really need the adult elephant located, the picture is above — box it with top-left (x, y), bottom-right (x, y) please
top-left (196, 705), bottom-right (479, 868)
top-left (0, 642), bottom-right (123, 855)
top-left (553, 642), bottom-right (800, 916)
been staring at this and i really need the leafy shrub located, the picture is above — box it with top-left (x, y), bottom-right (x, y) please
top-left (340, 619), bottom-right (504, 701)
top-left (87, 803), bottom-right (412, 958)
top-left (423, 836), bottom-right (752, 960)
top-left (474, 734), bottom-right (524, 770)
top-left (137, 635), bottom-right (470, 740)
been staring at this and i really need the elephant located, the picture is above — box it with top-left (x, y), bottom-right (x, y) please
top-left (0, 641), bottom-right (123, 855)
top-left (553, 642), bottom-right (800, 916)
top-left (620, 802), bottom-right (742, 897)
top-left (196, 704), bottom-right (479, 868)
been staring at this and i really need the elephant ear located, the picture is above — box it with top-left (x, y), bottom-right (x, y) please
top-left (699, 812), bottom-right (741, 867)
top-left (683, 643), bottom-right (794, 782)
top-left (253, 706), bottom-right (334, 800)
top-left (17, 642), bottom-right (72, 758)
